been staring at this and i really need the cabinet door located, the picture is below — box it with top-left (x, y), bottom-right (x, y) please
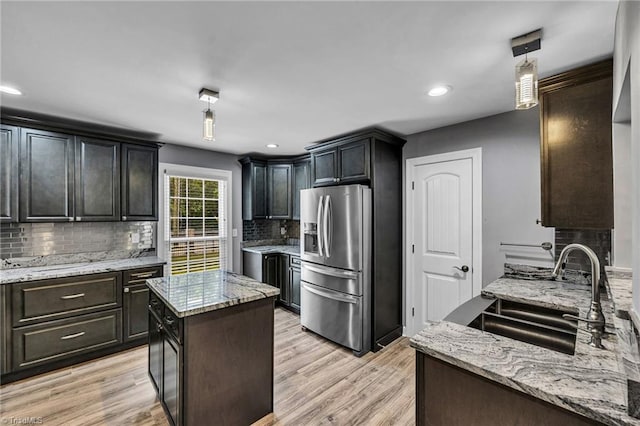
top-left (268, 164), bottom-right (292, 219)
top-left (290, 266), bottom-right (301, 311)
top-left (148, 311), bottom-right (163, 394)
top-left (252, 162), bottom-right (268, 219)
top-left (263, 254), bottom-right (279, 288)
top-left (0, 125), bottom-right (19, 222)
top-left (121, 144), bottom-right (158, 221)
top-left (278, 254), bottom-right (290, 306)
top-left (292, 160), bottom-right (310, 220)
top-left (19, 128), bottom-right (74, 222)
top-left (124, 284), bottom-right (149, 341)
top-left (311, 148), bottom-right (337, 187)
top-left (163, 335), bottom-right (181, 426)
top-left (75, 137), bottom-right (120, 221)
top-left (338, 139), bottom-right (370, 184)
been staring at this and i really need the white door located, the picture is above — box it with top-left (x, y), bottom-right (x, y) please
top-left (408, 150), bottom-right (480, 335)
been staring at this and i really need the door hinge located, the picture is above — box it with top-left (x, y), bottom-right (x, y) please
top-left (412, 307), bottom-right (415, 317)
top-left (412, 244), bottom-right (415, 253)
top-left (412, 181), bottom-right (415, 190)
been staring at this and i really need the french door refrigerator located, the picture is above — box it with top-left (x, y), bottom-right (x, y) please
top-left (300, 184), bottom-right (371, 356)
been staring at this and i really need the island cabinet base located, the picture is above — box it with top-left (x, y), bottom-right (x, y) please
top-left (149, 296), bottom-right (276, 426)
top-left (416, 353), bottom-right (599, 426)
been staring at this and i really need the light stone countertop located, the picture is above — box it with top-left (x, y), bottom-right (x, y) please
top-left (146, 270), bottom-right (280, 318)
top-left (241, 245), bottom-right (301, 256)
top-left (410, 277), bottom-right (640, 426)
top-left (0, 256), bottom-right (166, 285)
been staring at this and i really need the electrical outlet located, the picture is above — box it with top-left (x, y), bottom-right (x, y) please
top-left (130, 232), bottom-right (140, 244)
top-left (232, 228), bottom-right (238, 237)
top-left (280, 227), bottom-right (286, 236)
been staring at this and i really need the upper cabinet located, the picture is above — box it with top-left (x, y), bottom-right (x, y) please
top-left (121, 144), bottom-right (158, 221)
top-left (310, 138), bottom-right (369, 186)
top-left (0, 125), bottom-right (19, 222)
top-left (241, 156), bottom-right (310, 221)
top-left (1, 110), bottom-right (160, 223)
top-left (75, 137), bottom-right (120, 221)
top-left (539, 59), bottom-right (613, 229)
top-left (19, 128), bottom-right (75, 222)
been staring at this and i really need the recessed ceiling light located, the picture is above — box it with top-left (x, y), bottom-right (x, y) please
top-left (266, 144), bottom-right (279, 149)
top-left (428, 85), bottom-right (451, 97)
top-left (0, 85), bottom-right (22, 95)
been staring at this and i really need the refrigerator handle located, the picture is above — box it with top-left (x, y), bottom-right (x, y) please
top-left (317, 195), bottom-right (324, 257)
top-left (324, 195), bottom-right (331, 257)
top-left (301, 282), bottom-right (358, 304)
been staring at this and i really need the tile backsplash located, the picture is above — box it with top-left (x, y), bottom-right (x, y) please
top-left (555, 228), bottom-right (611, 272)
top-left (243, 219), bottom-right (300, 241)
top-left (1, 221), bottom-right (156, 267)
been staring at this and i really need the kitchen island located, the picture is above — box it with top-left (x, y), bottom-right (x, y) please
top-left (411, 273), bottom-right (639, 426)
top-left (146, 270), bottom-right (280, 426)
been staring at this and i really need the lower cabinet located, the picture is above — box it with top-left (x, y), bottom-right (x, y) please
top-left (1, 264), bottom-right (164, 383)
top-left (247, 251), bottom-right (301, 314)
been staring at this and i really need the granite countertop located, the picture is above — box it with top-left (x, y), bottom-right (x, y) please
top-left (241, 245), bottom-right (301, 256)
top-left (411, 277), bottom-right (639, 426)
top-left (146, 270), bottom-right (280, 318)
top-left (0, 256), bottom-right (166, 285)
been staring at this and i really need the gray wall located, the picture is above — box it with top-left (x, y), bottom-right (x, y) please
top-left (613, 1), bottom-right (640, 311)
top-left (159, 143), bottom-right (242, 273)
top-left (404, 108), bottom-right (555, 287)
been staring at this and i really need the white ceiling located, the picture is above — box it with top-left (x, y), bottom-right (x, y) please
top-left (0, 1), bottom-right (618, 155)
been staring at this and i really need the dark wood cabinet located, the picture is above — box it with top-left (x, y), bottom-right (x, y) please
top-left (243, 250), bottom-right (300, 314)
top-left (241, 156), bottom-right (310, 220)
top-left (310, 138), bottom-right (370, 186)
top-left (0, 125), bottom-right (19, 222)
top-left (147, 291), bottom-right (275, 426)
top-left (293, 158), bottom-right (310, 220)
top-left (289, 255), bottom-right (301, 312)
top-left (262, 253), bottom-right (281, 298)
top-left (121, 144), bottom-right (158, 221)
top-left (2, 265), bottom-right (164, 383)
top-left (75, 137), bottom-right (120, 221)
top-left (539, 59), bottom-right (614, 229)
top-left (267, 163), bottom-right (292, 219)
top-left (19, 128), bottom-right (75, 222)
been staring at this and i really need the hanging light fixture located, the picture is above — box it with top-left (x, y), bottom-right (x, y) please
top-left (199, 88), bottom-right (219, 141)
top-left (511, 29), bottom-right (542, 110)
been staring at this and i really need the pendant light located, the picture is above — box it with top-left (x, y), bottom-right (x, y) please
top-left (511, 29), bottom-right (542, 110)
top-left (199, 88), bottom-right (219, 141)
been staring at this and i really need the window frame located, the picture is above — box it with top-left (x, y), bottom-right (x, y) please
top-left (158, 163), bottom-right (233, 275)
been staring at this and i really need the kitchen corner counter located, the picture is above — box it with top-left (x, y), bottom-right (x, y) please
top-left (411, 277), bottom-right (639, 426)
top-left (241, 245), bottom-right (301, 256)
top-left (0, 256), bottom-right (165, 285)
top-left (146, 270), bottom-right (280, 317)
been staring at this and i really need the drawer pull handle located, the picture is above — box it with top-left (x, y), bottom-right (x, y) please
top-left (60, 293), bottom-right (85, 300)
top-left (131, 272), bottom-right (154, 279)
top-left (61, 331), bottom-right (85, 340)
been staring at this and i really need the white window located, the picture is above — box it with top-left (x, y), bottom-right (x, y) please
top-left (158, 163), bottom-right (232, 275)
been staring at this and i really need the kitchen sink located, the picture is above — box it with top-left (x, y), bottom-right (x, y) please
top-left (469, 299), bottom-right (578, 355)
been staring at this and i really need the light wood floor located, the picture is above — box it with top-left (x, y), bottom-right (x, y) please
top-left (0, 308), bottom-right (415, 425)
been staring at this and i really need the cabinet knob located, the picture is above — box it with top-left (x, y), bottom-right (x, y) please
top-left (122, 215), bottom-right (127, 221)
top-left (124, 287), bottom-right (130, 293)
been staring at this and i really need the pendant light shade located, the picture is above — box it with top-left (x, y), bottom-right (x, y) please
top-left (515, 57), bottom-right (538, 110)
top-left (203, 108), bottom-right (215, 141)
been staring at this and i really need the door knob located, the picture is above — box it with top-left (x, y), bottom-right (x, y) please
top-left (454, 265), bottom-right (469, 273)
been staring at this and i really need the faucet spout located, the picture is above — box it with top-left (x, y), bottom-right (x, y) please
top-left (552, 243), bottom-right (605, 349)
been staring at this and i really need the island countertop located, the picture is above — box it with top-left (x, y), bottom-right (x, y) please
top-left (146, 270), bottom-right (280, 318)
top-left (410, 277), bottom-right (639, 426)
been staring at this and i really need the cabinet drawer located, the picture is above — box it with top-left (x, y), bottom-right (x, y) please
top-left (12, 308), bottom-right (122, 370)
top-left (123, 266), bottom-right (163, 285)
top-left (11, 272), bottom-right (122, 327)
top-left (149, 290), bottom-right (164, 318)
top-left (162, 307), bottom-right (183, 344)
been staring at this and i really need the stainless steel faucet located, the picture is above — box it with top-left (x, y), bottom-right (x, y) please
top-left (551, 243), bottom-right (605, 349)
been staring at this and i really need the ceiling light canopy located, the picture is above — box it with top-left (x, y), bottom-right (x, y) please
top-left (428, 85), bottom-right (451, 97)
top-left (266, 144), bottom-right (279, 149)
top-left (511, 29), bottom-right (542, 110)
top-left (199, 88), bottom-right (219, 104)
top-left (0, 85), bottom-right (22, 95)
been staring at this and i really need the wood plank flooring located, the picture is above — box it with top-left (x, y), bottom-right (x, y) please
top-left (0, 308), bottom-right (415, 425)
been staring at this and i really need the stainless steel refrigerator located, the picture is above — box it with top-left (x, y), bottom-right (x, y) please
top-left (300, 184), bottom-right (371, 356)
